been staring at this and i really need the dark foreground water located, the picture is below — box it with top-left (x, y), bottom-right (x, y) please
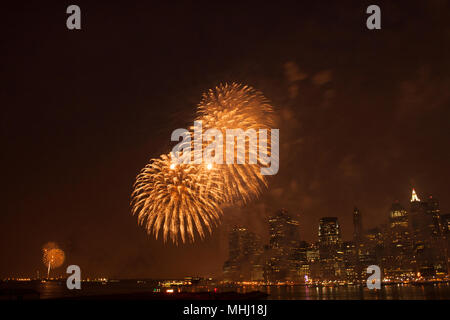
top-left (238, 283), bottom-right (450, 300)
top-left (1, 281), bottom-right (449, 300)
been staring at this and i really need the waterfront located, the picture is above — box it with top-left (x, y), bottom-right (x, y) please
top-left (1, 281), bottom-right (449, 300)
top-left (238, 283), bottom-right (450, 300)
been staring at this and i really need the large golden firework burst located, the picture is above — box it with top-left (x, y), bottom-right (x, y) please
top-left (195, 83), bottom-right (274, 203)
top-left (131, 83), bottom-right (275, 244)
top-left (131, 154), bottom-right (225, 244)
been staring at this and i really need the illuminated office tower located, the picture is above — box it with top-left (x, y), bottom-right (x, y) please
top-left (319, 217), bottom-right (341, 246)
top-left (426, 195), bottom-right (447, 275)
top-left (305, 242), bottom-right (321, 280)
top-left (409, 189), bottom-right (430, 275)
top-left (426, 195), bottom-right (442, 237)
top-left (409, 189), bottom-right (446, 276)
top-left (353, 207), bottom-right (363, 242)
top-left (266, 209), bottom-right (301, 282)
top-left (409, 189), bottom-right (444, 276)
top-left (342, 241), bottom-right (357, 281)
top-left (385, 201), bottom-right (414, 278)
top-left (441, 214), bottom-right (450, 273)
top-left (223, 226), bottom-right (262, 282)
top-left (389, 201), bottom-right (409, 229)
top-left (290, 240), bottom-right (309, 282)
top-left (352, 207), bottom-right (365, 279)
top-left (364, 226), bottom-right (386, 268)
top-left (318, 217), bottom-right (343, 279)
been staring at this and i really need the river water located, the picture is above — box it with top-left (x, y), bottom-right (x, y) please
top-left (2, 281), bottom-right (449, 300)
top-left (236, 283), bottom-right (450, 300)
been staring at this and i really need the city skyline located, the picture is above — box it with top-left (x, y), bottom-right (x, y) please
top-left (2, 186), bottom-right (449, 280)
top-left (222, 188), bottom-right (450, 283)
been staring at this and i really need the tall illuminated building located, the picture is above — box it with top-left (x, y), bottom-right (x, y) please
top-left (389, 201), bottom-right (409, 229)
top-left (364, 226), bottom-right (386, 270)
top-left (428, 195), bottom-right (447, 274)
top-left (318, 217), bottom-right (343, 279)
top-left (319, 217), bottom-right (341, 246)
top-left (385, 201), bottom-right (414, 278)
top-left (426, 195), bottom-right (442, 237)
top-left (426, 195), bottom-right (447, 274)
top-left (353, 207), bottom-right (363, 242)
top-left (290, 240), bottom-right (309, 282)
top-left (223, 226), bottom-right (263, 282)
top-left (342, 241), bottom-right (357, 281)
top-left (409, 189), bottom-right (446, 276)
top-left (352, 207), bottom-right (365, 280)
top-left (305, 242), bottom-right (321, 280)
top-left (441, 213), bottom-right (450, 273)
top-left (266, 209), bottom-right (301, 281)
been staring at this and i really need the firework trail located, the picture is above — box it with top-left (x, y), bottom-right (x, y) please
top-left (42, 242), bottom-right (65, 278)
top-left (131, 83), bottom-right (275, 244)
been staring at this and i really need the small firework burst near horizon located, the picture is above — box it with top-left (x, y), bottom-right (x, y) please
top-left (131, 83), bottom-right (275, 244)
top-left (42, 242), bottom-right (65, 278)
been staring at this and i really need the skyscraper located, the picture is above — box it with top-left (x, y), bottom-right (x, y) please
top-left (364, 226), bottom-right (386, 270)
top-left (441, 213), bottom-right (450, 273)
top-left (389, 201), bottom-right (409, 229)
top-left (318, 217), bottom-right (343, 279)
top-left (342, 241), bottom-right (357, 281)
top-left (426, 195), bottom-right (442, 237)
top-left (305, 242), bottom-right (321, 280)
top-left (409, 189), bottom-right (444, 276)
top-left (385, 201), bottom-right (414, 278)
top-left (319, 217), bottom-right (341, 246)
top-left (266, 209), bottom-right (301, 282)
top-left (352, 207), bottom-right (365, 280)
top-left (353, 207), bottom-right (363, 242)
top-left (223, 226), bottom-right (262, 282)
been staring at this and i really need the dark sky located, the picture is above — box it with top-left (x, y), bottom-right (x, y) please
top-left (1, 1), bottom-right (449, 279)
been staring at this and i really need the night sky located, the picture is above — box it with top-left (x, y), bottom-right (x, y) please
top-left (1, 1), bottom-right (449, 279)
